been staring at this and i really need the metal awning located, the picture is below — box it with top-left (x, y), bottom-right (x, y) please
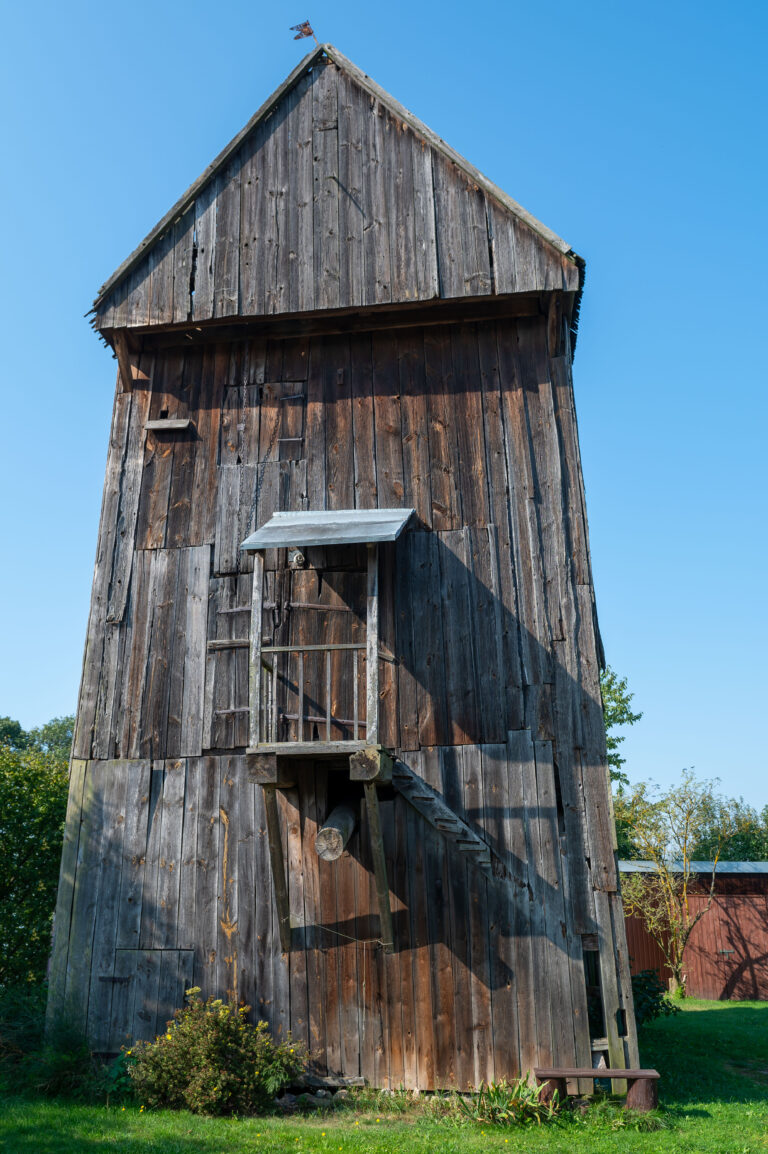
top-left (240, 508), bottom-right (414, 551)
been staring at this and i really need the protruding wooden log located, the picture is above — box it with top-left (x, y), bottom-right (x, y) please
top-left (349, 745), bottom-right (393, 783)
top-left (314, 803), bottom-right (358, 861)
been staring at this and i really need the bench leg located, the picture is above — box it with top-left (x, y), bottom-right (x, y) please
top-left (625, 1078), bottom-right (658, 1112)
top-left (536, 1076), bottom-right (568, 1105)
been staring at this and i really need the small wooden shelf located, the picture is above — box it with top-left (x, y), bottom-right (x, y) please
top-left (144, 418), bottom-right (193, 431)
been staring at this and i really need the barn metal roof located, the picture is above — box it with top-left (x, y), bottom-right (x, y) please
top-left (240, 508), bottom-right (414, 550)
top-left (619, 861), bottom-right (768, 874)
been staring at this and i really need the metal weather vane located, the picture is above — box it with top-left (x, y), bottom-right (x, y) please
top-left (290, 21), bottom-right (319, 44)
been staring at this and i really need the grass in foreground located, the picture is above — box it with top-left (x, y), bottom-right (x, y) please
top-left (2, 1000), bottom-right (768, 1152)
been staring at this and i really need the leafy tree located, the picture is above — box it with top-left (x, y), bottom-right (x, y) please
top-left (26, 716), bottom-right (75, 761)
top-left (0, 716), bottom-right (72, 989)
top-left (692, 798), bottom-right (768, 861)
top-left (619, 770), bottom-right (742, 994)
top-left (0, 717), bottom-right (31, 751)
top-left (600, 667), bottom-right (642, 788)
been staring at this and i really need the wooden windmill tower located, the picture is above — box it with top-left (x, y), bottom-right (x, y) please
top-left (49, 43), bottom-right (638, 1088)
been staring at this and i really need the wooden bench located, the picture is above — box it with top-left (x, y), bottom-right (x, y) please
top-left (533, 1067), bottom-right (660, 1112)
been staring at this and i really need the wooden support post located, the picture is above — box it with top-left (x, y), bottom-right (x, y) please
top-left (626, 1076), bottom-right (658, 1112)
top-left (349, 745), bottom-right (393, 784)
top-left (366, 545), bottom-right (379, 743)
top-left (537, 1075), bottom-right (567, 1106)
top-left (262, 785), bottom-right (292, 953)
top-left (363, 781), bottom-right (394, 952)
top-left (314, 803), bottom-right (358, 861)
top-left (248, 552), bottom-right (265, 749)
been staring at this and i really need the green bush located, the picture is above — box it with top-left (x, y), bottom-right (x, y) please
top-left (0, 724), bottom-right (70, 989)
top-left (631, 969), bottom-right (680, 1028)
top-left (128, 989), bottom-right (308, 1116)
top-left (457, 1076), bottom-right (561, 1126)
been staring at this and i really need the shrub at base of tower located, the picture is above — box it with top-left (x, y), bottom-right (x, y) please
top-left (128, 989), bottom-right (307, 1116)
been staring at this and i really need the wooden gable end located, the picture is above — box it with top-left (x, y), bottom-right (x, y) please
top-left (94, 51), bottom-right (580, 332)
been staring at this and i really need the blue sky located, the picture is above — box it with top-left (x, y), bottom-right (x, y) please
top-left (1, 0), bottom-right (766, 803)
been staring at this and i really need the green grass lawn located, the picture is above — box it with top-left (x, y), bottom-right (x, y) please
top-left (2, 1001), bottom-right (768, 1153)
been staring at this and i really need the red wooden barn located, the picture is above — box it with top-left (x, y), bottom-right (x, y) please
top-left (622, 862), bottom-right (768, 1000)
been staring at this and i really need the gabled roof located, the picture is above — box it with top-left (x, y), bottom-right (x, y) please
top-left (92, 45), bottom-right (584, 338)
top-left (95, 43), bottom-right (580, 312)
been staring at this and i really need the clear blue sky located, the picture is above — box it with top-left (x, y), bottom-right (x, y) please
top-left (1, 1), bottom-right (766, 803)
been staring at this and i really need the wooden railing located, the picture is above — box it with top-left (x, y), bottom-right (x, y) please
top-left (248, 546), bottom-right (380, 753)
top-left (258, 642), bottom-right (368, 746)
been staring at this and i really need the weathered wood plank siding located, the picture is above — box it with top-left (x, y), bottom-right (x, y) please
top-left (94, 61), bottom-right (578, 331)
top-left (73, 319), bottom-right (607, 765)
top-left (51, 740), bottom-right (606, 1078)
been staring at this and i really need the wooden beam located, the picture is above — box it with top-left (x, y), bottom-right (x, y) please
top-left (247, 753), bottom-right (296, 788)
top-left (349, 745), bottom-right (393, 784)
top-left (113, 330), bottom-right (142, 394)
top-left (262, 786), bottom-right (292, 953)
top-left (366, 545), bottom-right (379, 744)
top-left (314, 804), bottom-right (358, 862)
top-left (102, 292), bottom-right (550, 350)
top-left (363, 782), bottom-right (394, 952)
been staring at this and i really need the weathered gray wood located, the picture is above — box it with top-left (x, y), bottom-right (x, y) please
top-left (263, 785), bottom-right (292, 953)
top-left (87, 762), bottom-right (129, 1049)
top-left (114, 760), bottom-right (152, 950)
top-left (249, 740), bottom-right (370, 755)
top-left (46, 759), bottom-right (87, 1028)
top-left (315, 803), bottom-right (357, 861)
top-left (106, 359), bottom-right (152, 626)
top-left (144, 418), bottom-right (192, 431)
top-left (63, 762), bottom-right (103, 1021)
top-left (363, 783), bottom-right (394, 952)
top-left (248, 552), bottom-right (264, 748)
top-left (192, 756), bottom-right (220, 1000)
top-left (366, 544), bottom-right (379, 743)
top-left (390, 757), bottom-right (496, 879)
top-left (349, 746), bottom-right (392, 783)
top-left (313, 60), bottom-right (340, 311)
top-left (73, 379), bottom-right (131, 759)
